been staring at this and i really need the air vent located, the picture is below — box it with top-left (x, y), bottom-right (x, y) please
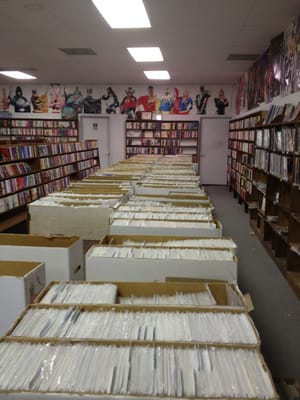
top-left (227, 54), bottom-right (259, 61)
top-left (59, 48), bottom-right (97, 56)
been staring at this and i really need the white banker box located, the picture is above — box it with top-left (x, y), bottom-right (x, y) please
top-left (0, 234), bottom-right (84, 283)
top-left (0, 260), bottom-right (45, 336)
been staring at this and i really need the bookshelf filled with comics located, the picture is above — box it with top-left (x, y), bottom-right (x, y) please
top-left (227, 105), bottom-right (300, 282)
top-left (0, 118), bottom-right (78, 142)
top-left (0, 140), bottom-right (100, 231)
top-left (125, 120), bottom-right (199, 163)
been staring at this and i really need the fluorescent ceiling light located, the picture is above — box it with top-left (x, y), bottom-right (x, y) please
top-left (0, 71), bottom-right (37, 79)
top-left (127, 47), bottom-right (163, 62)
top-left (91, 0), bottom-right (151, 28)
top-left (144, 70), bottom-right (170, 80)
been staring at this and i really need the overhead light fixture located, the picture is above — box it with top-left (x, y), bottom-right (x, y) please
top-left (91, 0), bottom-right (151, 28)
top-left (144, 70), bottom-right (170, 80)
top-left (127, 47), bottom-right (163, 62)
top-left (0, 71), bottom-right (37, 79)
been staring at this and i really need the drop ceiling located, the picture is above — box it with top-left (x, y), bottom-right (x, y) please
top-left (0, 0), bottom-right (299, 85)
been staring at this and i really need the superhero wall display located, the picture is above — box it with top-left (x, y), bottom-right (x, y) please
top-left (0, 84), bottom-right (233, 117)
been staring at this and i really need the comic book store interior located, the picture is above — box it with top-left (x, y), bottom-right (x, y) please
top-left (0, 0), bottom-right (300, 398)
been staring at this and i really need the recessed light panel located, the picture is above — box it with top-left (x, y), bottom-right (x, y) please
top-left (0, 71), bottom-right (37, 79)
top-left (144, 70), bottom-right (170, 80)
top-left (127, 47), bottom-right (163, 62)
top-left (91, 0), bottom-right (151, 28)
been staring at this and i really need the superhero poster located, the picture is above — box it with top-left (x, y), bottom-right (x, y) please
top-left (281, 18), bottom-right (298, 96)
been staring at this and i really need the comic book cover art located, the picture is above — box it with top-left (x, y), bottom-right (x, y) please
top-left (267, 33), bottom-right (284, 101)
top-left (293, 16), bottom-right (300, 93)
top-left (236, 73), bottom-right (248, 115)
top-left (254, 51), bottom-right (268, 107)
top-left (247, 62), bottom-right (257, 110)
top-left (281, 18), bottom-right (297, 96)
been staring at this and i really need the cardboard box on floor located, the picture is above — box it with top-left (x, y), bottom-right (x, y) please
top-left (34, 280), bottom-right (246, 310)
top-left (0, 234), bottom-right (84, 283)
top-left (0, 260), bottom-right (45, 336)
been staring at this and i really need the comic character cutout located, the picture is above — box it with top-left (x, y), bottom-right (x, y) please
top-left (49, 84), bottom-right (65, 113)
top-left (62, 86), bottom-right (84, 120)
top-left (173, 88), bottom-right (193, 114)
top-left (214, 89), bottom-right (229, 115)
top-left (159, 88), bottom-right (174, 112)
top-left (83, 88), bottom-right (101, 114)
top-left (196, 86), bottom-right (210, 114)
top-left (9, 86), bottom-right (31, 112)
top-left (102, 87), bottom-right (119, 114)
top-left (120, 87), bottom-right (137, 119)
top-left (137, 85), bottom-right (158, 112)
top-left (31, 89), bottom-right (48, 113)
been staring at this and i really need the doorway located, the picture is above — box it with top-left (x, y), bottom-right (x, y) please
top-left (199, 117), bottom-right (231, 184)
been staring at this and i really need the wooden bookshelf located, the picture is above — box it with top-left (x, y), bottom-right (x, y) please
top-left (125, 120), bottom-right (199, 163)
top-left (231, 110), bottom-right (300, 298)
top-left (227, 111), bottom-right (265, 211)
top-left (0, 140), bottom-right (100, 231)
top-left (0, 118), bottom-right (78, 143)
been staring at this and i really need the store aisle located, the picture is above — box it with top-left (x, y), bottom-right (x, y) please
top-left (205, 185), bottom-right (300, 383)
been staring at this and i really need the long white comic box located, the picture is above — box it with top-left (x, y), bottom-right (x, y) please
top-left (99, 234), bottom-right (237, 255)
top-left (0, 339), bottom-right (278, 400)
top-left (110, 218), bottom-right (223, 238)
top-left (85, 245), bottom-right (237, 283)
top-left (7, 304), bottom-right (260, 347)
top-left (34, 280), bottom-right (248, 310)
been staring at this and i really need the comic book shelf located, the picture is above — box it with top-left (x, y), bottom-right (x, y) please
top-left (0, 118), bottom-right (78, 142)
top-left (227, 111), bottom-right (265, 211)
top-left (0, 140), bottom-right (100, 232)
top-left (227, 110), bottom-right (300, 298)
top-left (125, 120), bottom-right (199, 163)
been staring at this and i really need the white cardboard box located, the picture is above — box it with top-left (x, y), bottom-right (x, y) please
top-left (0, 234), bottom-right (84, 283)
top-left (0, 260), bottom-right (45, 336)
top-left (86, 249), bottom-right (237, 283)
top-left (110, 219), bottom-right (222, 238)
top-left (29, 202), bottom-right (116, 240)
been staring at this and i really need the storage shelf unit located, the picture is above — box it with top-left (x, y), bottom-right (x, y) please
top-left (228, 110), bottom-right (300, 297)
top-left (227, 112), bottom-right (264, 211)
top-left (0, 141), bottom-right (100, 231)
top-left (125, 120), bottom-right (199, 162)
top-left (0, 118), bottom-right (78, 142)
